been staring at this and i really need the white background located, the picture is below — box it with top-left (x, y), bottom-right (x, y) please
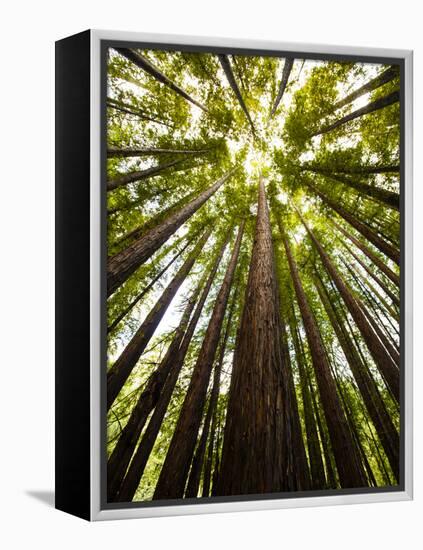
top-left (0, 0), bottom-right (420, 548)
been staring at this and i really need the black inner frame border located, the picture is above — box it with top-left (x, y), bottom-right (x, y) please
top-left (99, 38), bottom-right (406, 511)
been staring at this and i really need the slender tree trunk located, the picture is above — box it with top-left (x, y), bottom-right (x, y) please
top-left (107, 97), bottom-right (172, 127)
top-left (333, 221), bottom-right (400, 287)
top-left (297, 211), bottom-right (400, 402)
top-left (153, 222), bottom-right (245, 499)
top-left (115, 48), bottom-right (209, 112)
top-left (270, 57), bottom-right (294, 117)
top-left (107, 230), bottom-right (211, 410)
top-left (108, 240), bottom-right (190, 333)
top-left (116, 236), bottom-right (228, 503)
top-left (304, 181), bottom-right (400, 265)
top-left (282, 233), bottom-right (367, 488)
top-left (312, 90), bottom-right (399, 136)
top-left (107, 169), bottom-right (235, 295)
top-left (107, 146), bottom-right (210, 158)
top-left (218, 54), bottom-right (256, 136)
top-left (334, 66), bottom-right (399, 110)
top-left (288, 309), bottom-right (327, 489)
top-left (314, 275), bottom-right (400, 481)
top-left (107, 158), bottom-right (186, 191)
top-left (301, 163), bottom-right (400, 176)
top-left (304, 169), bottom-right (399, 210)
top-left (217, 178), bottom-right (288, 496)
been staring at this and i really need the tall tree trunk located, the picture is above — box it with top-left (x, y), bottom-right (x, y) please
top-left (270, 57), bottom-right (294, 117)
top-left (288, 308), bottom-right (327, 489)
top-left (333, 221), bottom-right (400, 287)
top-left (107, 158), bottom-right (186, 191)
top-left (297, 210), bottom-right (400, 402)
top-left (116, 236), bottom-right (228, 503)
top-left (107, 97), bottom-right (172, 127)
top-left (107, 169), bottom-right (235, 295)
top-left (217, 178), bottom-right (288, 496)
top-left (218, 54), bottom-right (256, 136)
top-left (302, 163), bottom-right (400, 175)
top-left (342, 244), bottom-right (400, 310)
top-left (282, 233), bottom-right (367, 488)
top-left (108, 240), bottom-right (191, 333)
top-left (107, 230), bottom-right (211, 409)
top-left (303, 169), bottom-right (399, 210)
top-left (314, 275), bottom-right (399, 481)
top-left (107, 146), bottom-right (210, 158)
top-left (334, 66), bottom-right (399, 110)
top-left (304, 181), bottom-right (400, 265)
top-left (312, 90), bottom-right (399, 136)
top-left (115, 48), bottom-right (209, 112)
top-left (153, 222), bottom-right (245, 499)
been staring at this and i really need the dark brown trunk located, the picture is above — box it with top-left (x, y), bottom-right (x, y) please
top-left (312, 90), bottom-right (399, 136)
top-left (115, 48), bottom-right (209, 112)
top-left (282, 233), bottom-right (367, 488)
top-left (270, 57), bottom-right (294, 117)
top-left (333, 221), bottom-right (400, 287)
top-left (116, 236), bottom-right (227, 502)
top-left (216, 178), bottom-right (288, 496)
top-left (107, 146), bottom-right (210, 158)
top-left (153, 222), bottom-right (245, 499)
top-left (298, 212), bottom-right (400, 402)
top-left (218, 54), bottom-right (256, 136)
top-left (107, 169), bottom-right (234, 295)
top-left (314, 275), bottom-right (399, 481)
top-left (107, 230), bottom-right (211, 410)
top-left (107, 97), bottom-right (172, 127)
top-left (107, 158), bottom-right (186, 191)
top-left (334, 66), bottom-right (399, 110)
top-left (108, 240), bottom-right (190, 333)
top-left (288, 309), bottom-right (327, 489)
top-left (305, 181), bottom-right (400, 265)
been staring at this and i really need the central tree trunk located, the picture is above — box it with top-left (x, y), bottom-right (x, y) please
top-left (216, 177), bottom-right (288, 496)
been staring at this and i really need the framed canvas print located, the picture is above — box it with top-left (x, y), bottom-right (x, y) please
top-left (55, 29), bottom-right (413, 521)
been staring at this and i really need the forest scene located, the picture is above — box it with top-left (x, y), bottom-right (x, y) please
top-left (105, 46), bottom-right (401, 503)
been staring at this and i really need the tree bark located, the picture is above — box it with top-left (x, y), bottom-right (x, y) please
top-left (115, 48), bottom-right (209, 112)
top-left (218, 54), bottom-right (256, 136)
top-left (297, 211), bottom-right (400, 402)
top-left (312, 90), bottom-right (399, 136)
top-left (116, 235), bottom-right (228, 502)
top-left (333, 221), bottom-right (400, 287)
top-left (107, 229), bottom-right (211, 410)
top-left (282, 233), bottom-right (367, 488)
top-left (107, 97), bottom-right (172, 127)
top-left (153, 222), bottom-right (245, 499)
top-left (334, 66), bottom-right (399, 110)
top-left (270, 57), bottom-right (294, 117)
top-left (216, 178), bottom-right (288, 496)
top-left (314, 275), bottom-right (399, 481)
top-left (107, 146), bottom-right (210, 158)
top-left (305, 181), bottom-right (400, 265)
top-left (107, 169), bottom-right (235, 295)
top-left (107, 158), bottom-right (186, 191)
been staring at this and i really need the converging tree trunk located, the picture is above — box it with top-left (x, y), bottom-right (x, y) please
top-left (312, 90), bottom-right (399, 136)
top-left (107, 146), bottom-right (210, 158)
top-left (270, 57), bottom-right (294, 117)
top-left (218, 54), bottom-right (256, 136)
top-left (153, 222), bottom-right (245, 499)
top-left (107, 169), bottom-right (235, 295)
top-left (107, 97), bottom-right (172, 127)
top-left (217, 177), bottom-right (288, 496)
top-left (282, 232), bottom-right (367, 488)
top-left (107, 229), bottom-right (211, 410)
top-left (116, 234), bottom-right (229, 502)
top-left (107, 158), bottom-right (187, 191)
top-left (115, 48), bottom-right (209, 112)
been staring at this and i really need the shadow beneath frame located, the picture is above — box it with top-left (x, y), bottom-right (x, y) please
top-left (26, 490), bottom-right (55, 508)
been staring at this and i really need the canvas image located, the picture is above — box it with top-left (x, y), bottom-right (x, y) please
top-left (104, 45), bottom-right (401, 504)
